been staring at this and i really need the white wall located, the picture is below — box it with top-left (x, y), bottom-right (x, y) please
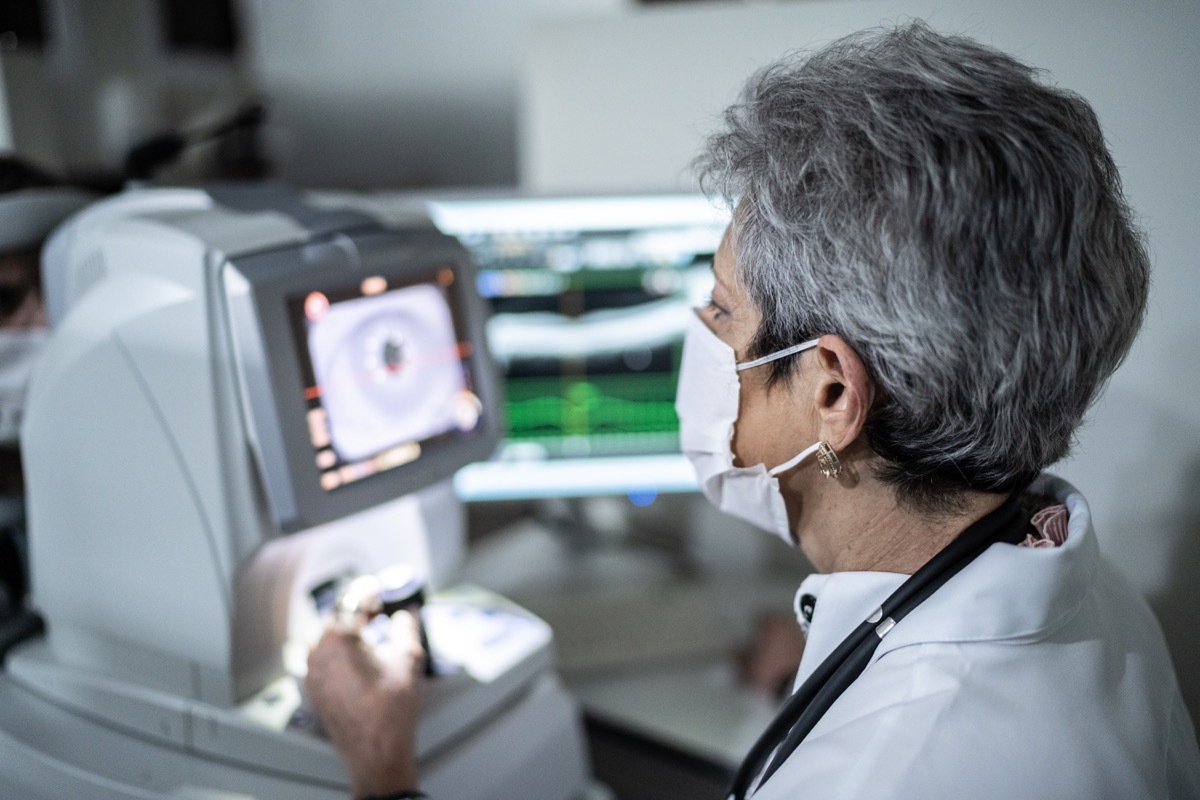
top-left (522, 0), bottom-right (1200, 728)
top-left (241, 0), bottom-right (626, 189)
top-left (1, 0), bottom-right (252, 178)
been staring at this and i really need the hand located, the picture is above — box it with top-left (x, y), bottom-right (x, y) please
top-left (736, 612), bottom-right (806, 697)
top-left (306, 610), bottom-right (425, 796)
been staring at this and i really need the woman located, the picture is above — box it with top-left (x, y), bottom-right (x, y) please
top-left (305, 21), bottom-right (1200, 799)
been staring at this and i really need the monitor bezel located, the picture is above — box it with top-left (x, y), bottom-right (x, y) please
top-left (225, 226), bottom-right (502, 532)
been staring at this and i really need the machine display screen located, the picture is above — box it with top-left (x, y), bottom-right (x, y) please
top-left (289, 269), bottom-right (484, 492)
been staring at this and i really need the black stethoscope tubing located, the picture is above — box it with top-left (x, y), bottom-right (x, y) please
top-left (727, 491), bottom-right (1030, 799)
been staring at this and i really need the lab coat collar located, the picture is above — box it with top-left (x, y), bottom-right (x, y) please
top-left (792, 474), bottom-right (1098, 686)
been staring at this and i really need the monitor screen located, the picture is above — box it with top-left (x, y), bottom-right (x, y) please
top-left (426, 194), bottom-right (730, 503)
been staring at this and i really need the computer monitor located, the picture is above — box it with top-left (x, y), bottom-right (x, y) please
top-left (425, 194), bottom-right (730, 503)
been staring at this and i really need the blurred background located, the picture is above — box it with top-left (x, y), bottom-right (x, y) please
top-left (1, 0), bottom-right (1196, 761)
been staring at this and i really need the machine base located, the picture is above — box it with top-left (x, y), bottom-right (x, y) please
top-left (0, 667), bottom-right (586, 800)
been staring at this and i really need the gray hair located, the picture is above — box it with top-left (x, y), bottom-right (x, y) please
top-left (695, 21), bottom-right (1149, 512)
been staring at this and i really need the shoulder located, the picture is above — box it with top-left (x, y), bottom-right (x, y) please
top-left (757, 494), bottom-right (1194, 799)
top-left (758, 631), bottom-right (1189, 800)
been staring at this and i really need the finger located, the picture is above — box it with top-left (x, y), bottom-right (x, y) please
top-left (387, 608), bottom-right (421, 639)
top-left (308, 625), bottom-right (363, 673)
top-left (307, 628), bottom-right (335, 671)
top-left (377, 610), bottom-right (426, 673)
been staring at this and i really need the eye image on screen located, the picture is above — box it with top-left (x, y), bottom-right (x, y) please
top-left (298, 278), bottom-right (482, 491)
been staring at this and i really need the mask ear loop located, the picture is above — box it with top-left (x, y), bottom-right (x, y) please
top-left (736, 338), bottom-right (822, 478)
top-left (767, 441), bottom-right (821, 477)
top-left (735, 338), bottom-right (820, 372)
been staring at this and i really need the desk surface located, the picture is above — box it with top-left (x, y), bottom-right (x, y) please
top-left (458, 515), bottom-right (809, 769)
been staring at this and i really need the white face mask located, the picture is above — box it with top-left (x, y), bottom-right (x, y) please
top-left (0, 329), bottom-right (50, 444)
top-left (674, 311), bottom-right (820, 544)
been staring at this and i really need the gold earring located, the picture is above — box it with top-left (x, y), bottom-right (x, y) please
top-left (816, 442), bottom-right (841, 479)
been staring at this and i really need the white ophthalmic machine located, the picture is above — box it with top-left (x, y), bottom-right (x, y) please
top-left (0, 187), bottom-right (589, 799)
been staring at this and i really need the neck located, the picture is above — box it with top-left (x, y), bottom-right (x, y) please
top-left (784, 460), bottom-right (1006, 575)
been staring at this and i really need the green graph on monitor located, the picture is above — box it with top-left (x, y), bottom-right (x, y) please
top-left (505, 373), bottom-right (681, 457)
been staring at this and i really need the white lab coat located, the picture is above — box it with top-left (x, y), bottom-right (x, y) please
top-left (749, 475), bottom-right (1200, 799)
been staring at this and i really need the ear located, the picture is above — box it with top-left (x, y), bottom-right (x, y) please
top-left (809, 335), bottom-right (872, 451)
